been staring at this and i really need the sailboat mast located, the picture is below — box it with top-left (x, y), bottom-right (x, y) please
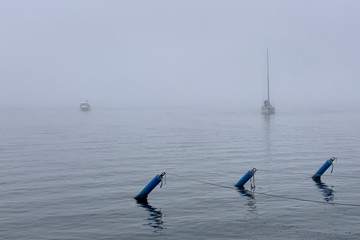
top-left (267, 48), bottom-right (270, 102)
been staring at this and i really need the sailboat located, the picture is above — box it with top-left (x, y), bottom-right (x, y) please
top-left (261, 49), bottom-right (275, 115)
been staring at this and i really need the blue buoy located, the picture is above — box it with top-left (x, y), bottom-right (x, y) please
top-left (235, 168), bottom-right (257, 189)
top-left (312, 157), bottom-right (336, 179)
top-left (135, 172), bottom-right (166, 201)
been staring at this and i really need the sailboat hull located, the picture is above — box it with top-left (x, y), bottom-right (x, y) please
top-left (261, 106), bottom-right (275, 115)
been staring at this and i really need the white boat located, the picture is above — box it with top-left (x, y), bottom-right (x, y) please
top-left (261, 49), bottom-right (275, 115)
top-left (80, 101), bottom-right (91, 111)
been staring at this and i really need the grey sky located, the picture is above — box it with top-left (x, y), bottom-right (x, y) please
top-left (1, 0), bottom-right (359, 110)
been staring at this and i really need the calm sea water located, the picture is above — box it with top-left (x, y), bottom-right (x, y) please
top-left (1, 106), bottom-right (360, 239)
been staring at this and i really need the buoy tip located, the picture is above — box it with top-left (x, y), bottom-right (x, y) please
top-left (134, 195), bottom-right (147, 201)
top-left (234, 184), bottom-right (245, 189)
top-left (312, 175), bottom-right (321, 180)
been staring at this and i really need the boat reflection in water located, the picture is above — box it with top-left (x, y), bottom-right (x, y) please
top-left (313, 178), bottom-right (334, 202)
top-left (136, 199), bottom-right (164, 232)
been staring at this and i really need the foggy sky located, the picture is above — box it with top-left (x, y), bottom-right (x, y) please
top-left (1, 0), bottom-right (360, 110)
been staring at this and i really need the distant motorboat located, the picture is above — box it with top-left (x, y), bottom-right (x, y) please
top-left (261, 49), bottom-right (275, 115)
top-left (80, 101), bottom-right (91, 111)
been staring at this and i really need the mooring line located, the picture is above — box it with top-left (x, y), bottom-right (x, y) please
top-left (167, 172), bottom-right (360, 207)
top-left (253, 169), bottom-right (360, 179)
top-left (169, 173), bottom-right (234, 189)
top-left (322, 174), bottom-right (360, 179)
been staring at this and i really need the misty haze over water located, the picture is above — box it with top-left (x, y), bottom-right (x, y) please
top-left (1, 0), bottom-right (360, 111)
top-left (1, 1), bottom-right (360, 240)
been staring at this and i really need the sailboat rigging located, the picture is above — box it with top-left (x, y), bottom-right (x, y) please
top-left (261, 49), bottom-right (275, 115)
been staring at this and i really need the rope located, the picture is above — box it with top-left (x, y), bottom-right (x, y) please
top-left (324, 174), bottom-right (360, 179)
top-left (251, 173), bottom-right (255, 190)
top-left (160, 172), bottom-right (166, 188)
top-left (330, 157), bottom-right (336, 173)
top-left (256, 158), bottom-right (360, 180)
top-left (252, 168), bottom-right (360, 179)
top-left (167, 172), bottom-right (360, 207)
top-left (169, 173), bottom-right (234, 190)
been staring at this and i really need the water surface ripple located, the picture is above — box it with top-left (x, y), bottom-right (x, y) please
top-left (1, 108), bottom-right (359, 239)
